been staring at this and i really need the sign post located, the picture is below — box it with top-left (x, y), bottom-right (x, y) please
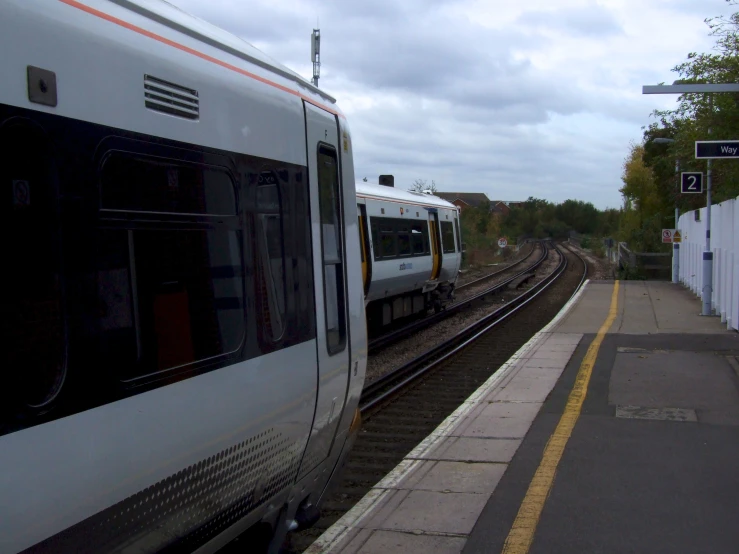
top-left (497, 237), bottom-right (508, 249)
top-left (662, 229), bottom-right (674, 243)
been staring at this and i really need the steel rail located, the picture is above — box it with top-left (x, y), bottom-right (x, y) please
top-left (360, 243), bottom-right (584, 413)
top-left (367, 241), bottom-right (548, 354)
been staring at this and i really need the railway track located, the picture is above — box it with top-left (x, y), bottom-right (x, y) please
top-left (285, 242), bottom-right (588, 553)
top-left (367, 241), bottom-right (544, 354)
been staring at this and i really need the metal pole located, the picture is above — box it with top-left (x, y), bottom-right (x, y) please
top-left (673, 158), bottom-right (680, 283)
top-left (701, 94), bottom-right (713, 315)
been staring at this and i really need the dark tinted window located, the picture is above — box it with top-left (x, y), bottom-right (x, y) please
top-left (101, 152), bottom-right (236, 216)
top-left (256, 170), bottom-right (287, 341)
top-left (111, 229), bottom-right (245, 380)
top-left (397, 223), bottom-right (411, 256)
top-left (454, 217), bottom-right (462, 251)
top-left (1, 123), bottom-right (66, 410)
top-left (371, 217), bottom-right (430, 260)
top-left (380, 222), bottom-right (397, 258)
top-left (411, 221), bottom-right (428, 255)
top-left (317, 146), bottom-right (346, 354)
top-left (441, 220), bottom-right (456, 254)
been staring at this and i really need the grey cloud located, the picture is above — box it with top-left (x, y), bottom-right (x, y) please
top-left (179, 0), bottom-right (574, 121)
top-left (167, 0), bottom-right (666, 209)
top-left (517, 5), bottom-right (624, 37)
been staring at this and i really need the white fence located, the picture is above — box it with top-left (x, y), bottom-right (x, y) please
top-left (677, 194), bottom-right (738, 331)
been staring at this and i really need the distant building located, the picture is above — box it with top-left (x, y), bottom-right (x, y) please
top-left (490, 200), bottom-right (524, 216)
top-left (435, 192), bottom-right (491, 212)
top-left (436, 192), bottom-right (523, 216)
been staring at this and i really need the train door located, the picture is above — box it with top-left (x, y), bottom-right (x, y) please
top-left (358, 203), bottom-right (371, 296)
top-left (299, 102), bottom-right (351, 477)
top-left (429, 211), bottom-right (443, 280)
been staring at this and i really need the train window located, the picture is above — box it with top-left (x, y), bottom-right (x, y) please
top-left (111, 228), bottom-right (245, 380)
top-left (411, 222), bottom-right (427, 255)
top-left (317, 145), bottom-right (346, 354)
top-left (380, 223), bottom-right (397, 258)
top-left (454, 217), bottom-right (462, 252)
top-left (256, 170), bottom-right (287, 342)
top-left (397, 223), bottom-right (411, 256)
top-left (441, 221), bottom-right (456, 254)
top-left (101, 152), bottom-right (236, 216)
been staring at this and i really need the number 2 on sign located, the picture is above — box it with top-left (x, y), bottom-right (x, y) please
top-left (687, 175), bottom-right (698, 190)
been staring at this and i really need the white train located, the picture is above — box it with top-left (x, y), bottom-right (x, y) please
top-left (0, 1), bottom-right (366, 553)
top-left (357, 180), bottom-right (462, 328)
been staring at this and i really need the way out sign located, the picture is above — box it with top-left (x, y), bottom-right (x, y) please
top-left (681, 172), bottom-right (703, 194)
top-left (695, 140), bottom-right (739, 159)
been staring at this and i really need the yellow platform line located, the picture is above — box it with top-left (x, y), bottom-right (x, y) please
top-left (502, 280), bottom-right (621, 554)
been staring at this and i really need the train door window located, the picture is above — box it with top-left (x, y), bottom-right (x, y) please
top-left (256, 170), bottom-right (287, 342)
top-left (317, 145), bottom-right (346, 354)
top-left (441, 221), bottom-right (456, 254)
top-left (454, 217), bottom-right (462, 252)
top-left (411, 222), bottom-right (426, 255)
top-left (397, 222), bottom-right (411, 256)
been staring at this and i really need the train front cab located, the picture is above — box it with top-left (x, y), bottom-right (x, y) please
top-left (0, 3), bottom-right (366, 548)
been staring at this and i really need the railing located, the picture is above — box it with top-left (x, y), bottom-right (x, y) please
top-left (617, 242), bottom-right (671, 280)
top-left (678, 195), bottom-right (738, 331)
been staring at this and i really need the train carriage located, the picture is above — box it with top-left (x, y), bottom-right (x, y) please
top-left (356, 181), bottom-right (462, 328)
top-left (0, 1), bottom-right (366, 553)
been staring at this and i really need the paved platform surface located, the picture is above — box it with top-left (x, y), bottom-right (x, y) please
top-left (305, 281), bottom-right (739, 554)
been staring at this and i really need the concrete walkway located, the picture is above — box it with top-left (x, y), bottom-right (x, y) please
top-left (305, 282), bottom-right (739, 554)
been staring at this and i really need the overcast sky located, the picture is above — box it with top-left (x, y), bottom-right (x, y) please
top-left (171, 0), bottom-right (732, 210)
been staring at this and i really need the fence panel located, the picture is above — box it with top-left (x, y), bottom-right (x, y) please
top-left (678, 196), bottom-right (739, 331)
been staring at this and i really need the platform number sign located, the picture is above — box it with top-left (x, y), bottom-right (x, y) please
top-left (681, 172), bottom-right (703, 194)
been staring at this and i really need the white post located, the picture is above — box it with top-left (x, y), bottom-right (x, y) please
top-left (673, 159), bottom-right (680, 283)
top-left (701, 95), bottom-right (714, 315)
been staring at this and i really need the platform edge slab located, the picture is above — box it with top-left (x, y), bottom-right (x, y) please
top-left (302, 279), bottom-right (593, 554)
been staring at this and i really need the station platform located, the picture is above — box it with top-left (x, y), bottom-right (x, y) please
top-left (304, 281), bottom-right (739, 554)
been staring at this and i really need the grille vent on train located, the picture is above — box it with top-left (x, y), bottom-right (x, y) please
top-left (144, 74), bottom-right (199, 120)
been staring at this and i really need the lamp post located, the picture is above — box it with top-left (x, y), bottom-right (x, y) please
top-left (652, 137), bottom-right (679, 283)
top-left (642, 82), bottom-right (739, 315)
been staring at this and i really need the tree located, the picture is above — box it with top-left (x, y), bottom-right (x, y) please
top-left (408, 179), bottom-right (438, 193)
top-left (620, 1), bottom-right (739, 251)
top-left (646, 0), bottom-right (739, 204)
top-left (618, 143), bottom-right (668, 251)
